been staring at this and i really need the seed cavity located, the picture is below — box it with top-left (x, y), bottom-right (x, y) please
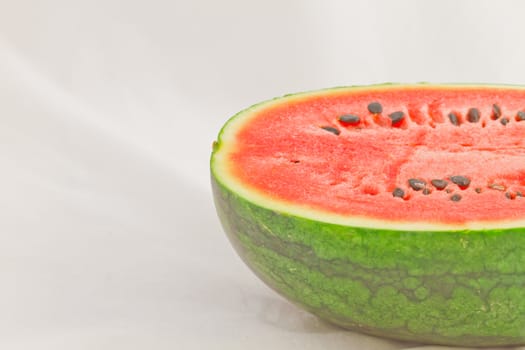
top-left (488, 183), bottom-right (506, 191)
top-left (450, 175), bottom-right (471, 188)
top-left (338, 114), bottom-right (360, 125)
top-left (431, 179), bottom-right (448, 190)
top-left (422, 188), bottom-right (431, 195)
top-left (368, 102), bottom-right (383, 114)
top-left (321, 126), bottom-right (340, 135)
top-left (408, 178), bottom-right (426, 191)
top-left (392, 187), bottom-right (405, 198)
top-left (492, 104), bottom-right (502, 120)
top-left (388, 111), bottom-right (405, 125)
top-left (516, 111), bottom-right (525, 121)
top-left (508, 191), bottom-right (523, 199)
top-left (448, 112), bottom-right (460, 126)
top-left (500, 117), bottom-right (509, 126)
top-left (450, 194), bottom-right (462, 202)
top-left (467, 108), bottom-right (480, 123)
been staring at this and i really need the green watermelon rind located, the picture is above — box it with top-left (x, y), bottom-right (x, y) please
top-left (210, 84), bottom-right (525, 346)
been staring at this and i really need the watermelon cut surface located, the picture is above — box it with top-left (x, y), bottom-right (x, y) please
top-left (211, 84), bottom-right (525, 346)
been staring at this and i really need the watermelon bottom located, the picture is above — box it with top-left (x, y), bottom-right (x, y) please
top-left (212, 176), bottom-right (525, 347)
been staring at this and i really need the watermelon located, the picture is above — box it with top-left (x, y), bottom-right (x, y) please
top-left (210, 84), bottom-right (525, 346)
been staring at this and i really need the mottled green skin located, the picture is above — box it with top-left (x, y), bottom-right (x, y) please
top-left (212, 175), bottom-right (525, 346)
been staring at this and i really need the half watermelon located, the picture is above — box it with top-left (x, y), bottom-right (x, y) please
top-left (211, 84), bottom-right (525, 346)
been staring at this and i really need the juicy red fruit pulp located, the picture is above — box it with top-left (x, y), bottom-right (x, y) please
top-left (229, 87), bottom-right (525, 224)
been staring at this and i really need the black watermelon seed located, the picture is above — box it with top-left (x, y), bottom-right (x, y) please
top-left (408, 178), bottom-right (426, 191)
top-left (467, 108), bottom-right (480, 123)
top-left (338, 114), bottom-right (360, 124)
top-left (392, 187), bottom-right (405, 198)
top-left (422, 188), bottom-right (431, 195)
top-left (368, 102), bottom-right (383, 114)
top-left (516, 111), bottom-right (525, 121)
top-left (450, 194), bottom-right (462, 202)
top-left (431, 179), bottom-right (448, 190)
top-left (450, 175), bottom-right (471, 188)
top-left (517, 191), bottom-right (523, 197)
top-left (448, 112), bottom-right (460, 126)
top-left (475, 187), bottom-right (482, 193)
top-left (500, 117), bottom-right (509, 126)
top-left (321, 126), bottom-right (340, 135)
top-left (388, 111), bottom-right (405, 125)
top-left (492, 104), bottom-right (502, 119)
top-left (505, 192), bottom-right (514, 200)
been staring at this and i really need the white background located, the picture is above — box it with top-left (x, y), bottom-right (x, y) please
top-left (1, 1), bottom-right (525, 349)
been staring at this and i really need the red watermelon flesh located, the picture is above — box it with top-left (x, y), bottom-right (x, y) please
top-left (228, 86), bottom-right (525, 224)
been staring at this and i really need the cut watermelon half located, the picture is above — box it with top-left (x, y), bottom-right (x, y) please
top-left (211, 84), bottom-right (525, 346)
